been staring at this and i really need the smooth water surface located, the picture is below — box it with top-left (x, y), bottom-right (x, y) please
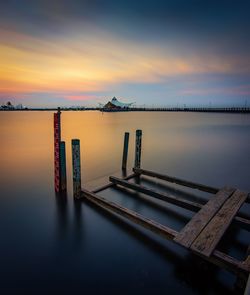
top-left (0, 111), bottom-right (249, 294)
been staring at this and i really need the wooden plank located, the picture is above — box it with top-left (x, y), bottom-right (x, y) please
top-left (133, 168), bottom-right (219, 194)
top-left (81, 188), bottom-right (177, 240)
top-left (174, 187), bottom-right (235, 247)
top-left (191, 190), bottom-right (248, 257)
top-left (109, 176), bottom-right (202, 212)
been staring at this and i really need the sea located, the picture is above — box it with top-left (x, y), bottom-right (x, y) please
top-left (0, 111), bottom-right (249, 294)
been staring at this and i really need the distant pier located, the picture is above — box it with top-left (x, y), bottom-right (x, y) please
top-left (1, 106), bottom-right (250, 113)
top-left (101, 106), bottom-right (250, 113)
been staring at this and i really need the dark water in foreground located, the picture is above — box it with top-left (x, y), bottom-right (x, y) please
top-left (0, 111), bottom-right (249, 294)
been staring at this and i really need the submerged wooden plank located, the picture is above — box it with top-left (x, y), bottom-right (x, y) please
top-left (109, 176), bottom-right (250, 230)
top-left (133, 168), bottom-right (219, 194)
top-left (92, 173), bottom-right (136, 193)
top-left (109, 176), bottom-right (202, 211)
top-left (212, 250), bottom-right (249, 275)
top-left (191, 190), bottom-right (248, 257)
top-left (174, 187), bottom-right (235, 248)
top-left (81, 188), bottom-right (177, 240)
top-left (234, 216), bottom-right (250, 231)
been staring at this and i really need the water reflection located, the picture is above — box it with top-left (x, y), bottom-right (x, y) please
top-left (1, 111), bottom-right (249, 294)
top-left (83, 198), bottom-right (235, 294)
top-left (73, 199), bottom-right (83, 246)
top-left (113, 185), bottom-right (190, 224)
top-left (55, 192), bottom-right (68, 238)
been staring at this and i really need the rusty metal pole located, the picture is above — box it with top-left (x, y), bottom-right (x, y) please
top-left (122, 132), bottom-right (129, 170)
top-left (72, 139), bottom-right (81, 198)
top-left (60, 141), bottom-right (67, 192)
top-left (134, 129), bottom-right (142, 169)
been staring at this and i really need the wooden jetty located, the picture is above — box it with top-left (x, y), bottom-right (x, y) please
top-left (60, 122), bottom-right (249, 292)
top-left (81, 171), bottom-right (250, 290)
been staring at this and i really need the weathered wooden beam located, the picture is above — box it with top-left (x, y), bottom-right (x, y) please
top-left (81, 188), bottom-right (177, 240)
top-left (174, 187), bottom-right (235, 248)
top-left (133, 168), bottom-right (219, 194)
top-left (191, 190), bottom-right (248, 257)
top-left (109, 176), bottom-right (250, 230)
top-left (109, 176), bottom-right (202, 212)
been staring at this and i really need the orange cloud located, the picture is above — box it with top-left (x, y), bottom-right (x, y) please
top-left (65, 94), bottom-right (97, 101)
top-left (0, 27), bottom-right (249, 98)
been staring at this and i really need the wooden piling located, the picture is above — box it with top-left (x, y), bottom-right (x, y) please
top-left (134, 129), bottom-right (142, 169)
top-left (60, 141), bottom-right (67, 192)
top-left (72, 139), bottom-right (81, 198)
top-left (122, 132), bottom-right (129, 170)
top-left (54, 108), bottom-right (61, 193)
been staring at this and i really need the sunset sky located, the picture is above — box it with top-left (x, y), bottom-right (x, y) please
top-left (0, 0), bottom-right (250, 107)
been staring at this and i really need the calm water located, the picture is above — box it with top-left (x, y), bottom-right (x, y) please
top-left (0, 111), bottom-right (249, 294)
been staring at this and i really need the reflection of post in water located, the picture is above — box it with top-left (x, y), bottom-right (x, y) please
top-left (73, 199), bottom-right (83, 246)
top-left (173, 253), bottom-right (226, 294)
top-left (55, 192), bottom-right (68, 237)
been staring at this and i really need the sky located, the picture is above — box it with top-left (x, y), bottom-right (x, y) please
top-left (0, 0), bottom-right (250, 107)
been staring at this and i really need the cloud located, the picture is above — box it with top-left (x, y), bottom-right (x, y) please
top-left (1, 26), bottom-right (249, 98)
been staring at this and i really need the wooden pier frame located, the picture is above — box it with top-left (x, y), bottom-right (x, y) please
top-left (79, 168), bottom-right (250, 291)
top-left (68, 137), bottom-right (249, 292)
top-left (81, 184), bottom-right (250, 276)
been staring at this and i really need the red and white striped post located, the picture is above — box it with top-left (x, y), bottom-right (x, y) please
top-left (54, 108), bottom-right (61, 192)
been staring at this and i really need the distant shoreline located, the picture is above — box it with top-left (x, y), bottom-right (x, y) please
top-left (1, 107), bottom-right (250, 113)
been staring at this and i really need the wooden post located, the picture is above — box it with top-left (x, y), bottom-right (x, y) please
top-left (72, 139), bottom-right (81, 198)
top-left (54, 108), bottom-right (61, 193)
top-left (60, 141), bottom-right (67, 192)
top-left (134, 129), bottom-right (142, 169)
top-left (122, 132), bottom-right (129, 170)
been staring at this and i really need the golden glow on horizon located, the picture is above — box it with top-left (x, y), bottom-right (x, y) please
top-left (0, 27), bottom-right (248, 99)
